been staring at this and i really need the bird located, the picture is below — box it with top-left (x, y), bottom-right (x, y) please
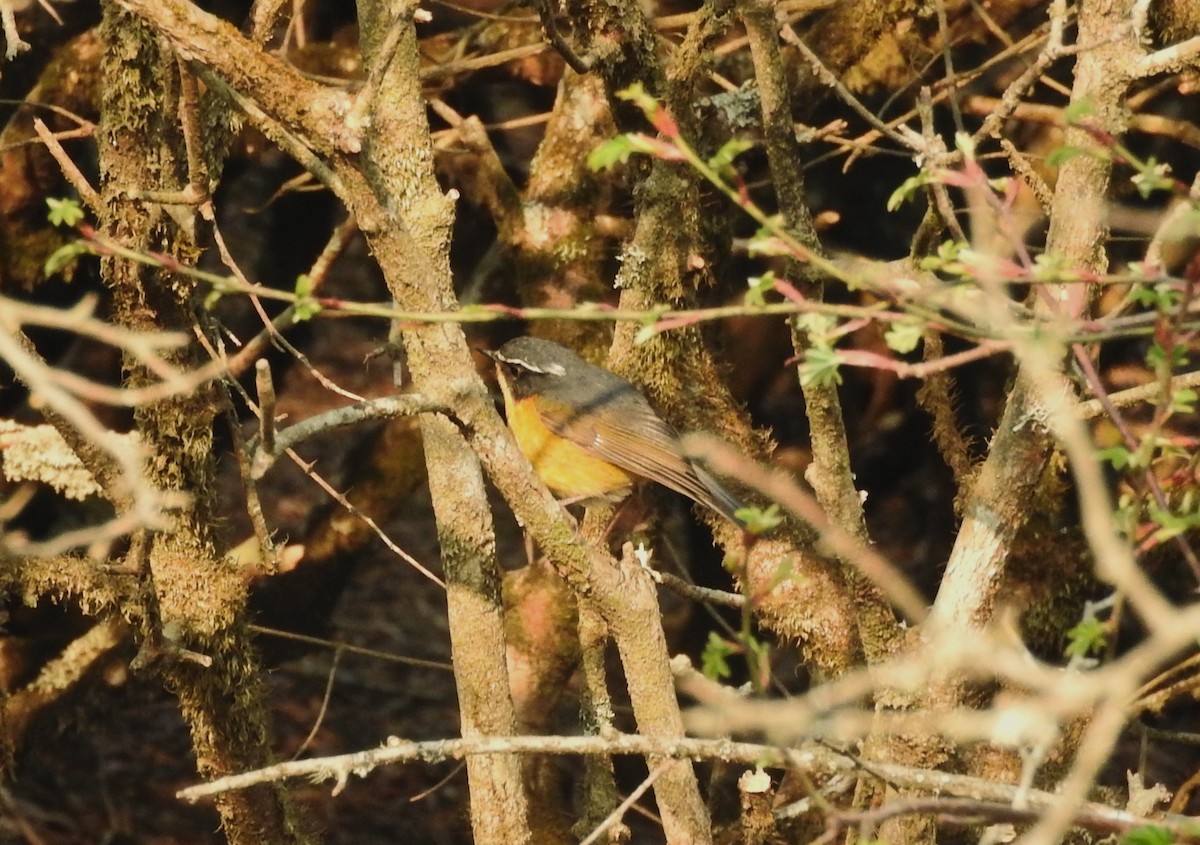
top-left (486, 336), bottom-right (744, 525)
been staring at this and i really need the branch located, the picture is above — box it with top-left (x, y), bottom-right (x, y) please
top-left (1136, 33), bottom-right (1200, 78)
top-left (173, 729), bottom-right (1192, 844)
top-left (248, 394), bottom-right (445, 479)
top-left (0, 314), bottom-right (182, 543)
top-left (111, 0), bottom-right (360, 157)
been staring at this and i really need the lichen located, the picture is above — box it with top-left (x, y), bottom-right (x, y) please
top-left (0, 420), bottom-right (132, 501)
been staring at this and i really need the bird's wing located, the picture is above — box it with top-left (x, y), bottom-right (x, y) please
top-left (538, 397), bottom-right (742, 522)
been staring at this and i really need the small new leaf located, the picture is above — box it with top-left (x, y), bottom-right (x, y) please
top-left (292, 274), bottom-right (323, 322)
top-left (615, 82), bottom-right (678, 137)
top-left (701, 633), bottom-right (736, 681)
top-left (625, 132), bottom-right (685, 161)
top-left (795, 312), bottom-right (837, 340)
top-left (633, 322), bottom-right (659, 345)
top-left (46, 196), bottom-right (85, 227)
top-left (736, 504), bottom-right (783, 535)
top-left (43, 241), bottom-right (89, 276)
top-left (1096, 445), bottom-right (1132, 470)
top-left (1148, 504), bottom-right (1200, 544)
top-left (707, 138), bottom-right (754, 177)
top-left (1064, 617), bottom-right (1108, 659)
top-left (1129, 283), bottom-right (1179, 311)
top-left (919, 238), bottom-right (965, 272)
top-left (616, 82), bottom-right (659, 119)
top-left (1045, 145), bottom-right (1092, 167)
top-left (746, 227), bottom-right (794, 257)
top-left (632, 305), bottom-right (669, 345)
top-left (798, 347), bottom-right (842, 388)
top-left (588, 135), bottom-right (637, 172)
top-left (745, 272), bottom-right (775, 307)
top-left (1031, 252), bottom-right (1070, 283)
top-left (1168, 387), bottom-right (1197, 415)
top-left (954, 132), bottom-right (977, 160)
top-left (886, 173), bottom-right (930, 211)
top-left (1121, 825), bottom-right (1175, 845)
top-left (1130, 157), bottom-right (1174, 200)
top-left (884, 323), bottom-right (923, 354)
top-left (1146, 342), bottom-right (1188, 371)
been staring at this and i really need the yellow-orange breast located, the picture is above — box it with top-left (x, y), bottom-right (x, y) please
top-left (507, 397), bottom-right (634, 499)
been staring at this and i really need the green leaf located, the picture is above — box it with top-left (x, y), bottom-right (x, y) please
top-left (1168, 387), bottom-right (1197, 415)
top-left (744, 272), bottom-right (775, 307)
top-left (745, 229), bottom-right (794, 257)
top-left (292, 274), bottom-right (323, 322)
top-left (1031, 252), bottom-right (1069, 283)
top-left (43, 241), bottom-right (89, 276)
top-left (45, 196), bottom-right (85, 227)
top-left (293, 300), bottom-right (322, 322)
top-left (954, 132), bottom-right (976, 160)
top-left (1096, 445), bottom-right (1132, 470)
top-left (987, 175), bottom-right (1012, 195)
top-left (1146, 342), bottom-right (1188, 371)
top-left (700, 633), bottom-right (735, 681)
top-left (633, 322), bottom-right (659, 345)
top-left (918, 238), bottom-right (965, 272)
top-left (1064, 617), bottom-right (1108, 659)
top-left (615, 82), bottom-right (658, 117)
top-left (632, 304), bottom-right (669, 345)
top-left (1130, 283), bottom-right (1180, 311)
top-left (1148, 504), bottom-right (1200, 544)
top-left (794, 312), bottom-right (837, 341)
top-left (1130, 157), bottom-right (1174, 200)
top-left (936, 239), bottom-right (964, 261)
top-left (588, 135), bottom-right (638, 172)
top-left (1121, 824), bottom-right (1175, 845)
top-left (884, 322), bottom-right (923, 354)
top-left (1045, 145), bottom-right (1092, 167)
top-left (798, 347), bottom-right (842, 388)
top-left (736, 503), bottom-right (784, 535)
top-left (886, 173), bottom-right (930, 211)
top-left (707, 137), bottom-right (754, 176)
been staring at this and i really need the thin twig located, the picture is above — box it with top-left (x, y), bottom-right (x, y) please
top-left (248, 624), bottom-right (453, 671)
top-left (655, 571), bottom-right (745, 608)
top-left (683, 435), bottom-right (928, 624)
top-left (192, 329), bottom-right (447, 589)
top-left (225, 217), bottom-right (358, 377)
top-left (579, 763), bottom-right (669, 845)
top-left (536, 0), bottom-right (591, 73)
top-left (33, 118), bottom-right (102, 213)
top-left (248, 393), bottom-right (445, 479)
top-left (779, 24), bottom-right (916, 151)
top-left (255, 359), bottom-right (277, 456)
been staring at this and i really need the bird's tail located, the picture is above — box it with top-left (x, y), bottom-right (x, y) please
top-left (692, 464), bottom-right (746, 526)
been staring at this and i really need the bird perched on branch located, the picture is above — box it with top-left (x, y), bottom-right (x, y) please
top-left (487, 336), bottom-right (744, 525)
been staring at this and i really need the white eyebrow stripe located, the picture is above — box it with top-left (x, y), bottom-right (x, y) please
top-left (493, 354), bottom-right (565, 377)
